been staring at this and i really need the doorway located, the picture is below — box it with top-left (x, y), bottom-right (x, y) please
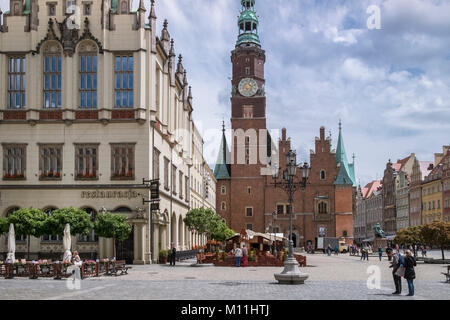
top-left (116, 226), bottom-right (134, 264)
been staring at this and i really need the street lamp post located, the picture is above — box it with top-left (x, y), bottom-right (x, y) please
top-left (270, 150), bottom-right (310, 285)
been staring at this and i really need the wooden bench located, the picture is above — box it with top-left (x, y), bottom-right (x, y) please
top-left (442, 265), bottom-right (450, 283)
top-left (110, 260), bottom-right (132, 276)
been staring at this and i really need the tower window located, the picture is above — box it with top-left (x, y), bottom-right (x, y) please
top-left (243, 105), bottom-right (254, 118)
top-left (246, 207), bottom-right (253, 217)
top-left (245, 67), bottom-right (250, 75)
top-left (320, 170), bottom-right (326, 180)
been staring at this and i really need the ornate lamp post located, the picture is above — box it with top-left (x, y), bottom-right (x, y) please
top-left (271, 150), bottom-right (310, 284)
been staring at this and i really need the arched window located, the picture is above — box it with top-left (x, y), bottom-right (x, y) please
top-left (320, 170), bottom-right (326, 180)
top-left (113, 207), bottom-right (133, 214)
top-left (221, 186), bottom-right (226, 195)
top-left (43, 42), bottom-right (62, 109)
top-left (78, 208), bottom-right (98, 242)
top-left (42, 207), bottom-right (62, 242)
top-left (221, 202), bottom-right (226, 211)
top-left (318, 202), bottom-right (328, 214)
top-left (78, 41), bottom-right (98, 109)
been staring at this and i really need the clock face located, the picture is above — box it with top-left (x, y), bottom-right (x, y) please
top-left (238, 78), bottom-right (259, 97)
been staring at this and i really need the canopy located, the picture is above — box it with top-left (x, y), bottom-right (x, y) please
top-left (6, 224), bottom-right (15, 263)
top-left (62, 224), bottom-right (72, 263)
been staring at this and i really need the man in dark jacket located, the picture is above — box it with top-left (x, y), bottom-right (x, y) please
top-left (388, 250), bottom-right (404, 294)
top-left (170, 243), bottom-right (177, 266)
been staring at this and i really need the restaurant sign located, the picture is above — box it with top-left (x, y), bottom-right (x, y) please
top-left (81, 190), bottom-right (139, 200)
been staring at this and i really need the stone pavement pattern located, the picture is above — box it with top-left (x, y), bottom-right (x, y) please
top-left (1, 252), bottom-right (449, 300)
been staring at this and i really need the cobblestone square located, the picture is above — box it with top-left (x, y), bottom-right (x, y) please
top-left (1, 253), bottom-right (448, 300)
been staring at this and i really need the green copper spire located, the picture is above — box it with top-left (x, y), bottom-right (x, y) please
top-left (236, 0), bottom-right (261, 47)
top-left (334, 121), bottom-right (357, 187)
top-left (214, 122), bottom-right (231, 180)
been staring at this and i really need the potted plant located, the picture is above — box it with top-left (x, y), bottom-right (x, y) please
top-left (221, 251), bottom-right (226, 262)
top-left (159, 250), bottom-right (168, 264)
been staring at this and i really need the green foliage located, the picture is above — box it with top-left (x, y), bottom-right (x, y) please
top-left (44, 207), bottom-right (93, 236)
top-left (221, 251), bottom-right (226, 261)
top-left (215, 249), bottom-right (220, 261)
top-left (7, 208), bottom-right (47, 237)
top-left (394, 226), bottom-right (424, 245)
top-left (184, 208), bottom-right (235, 242)
top-left (420, 222), bottom-right (450, 260)
top-left (159, 250), bottom-right (168, 259)
top-left (94, 212), bottom-right (132, 242)
top-left (0, 217), bottom-right (9, 236)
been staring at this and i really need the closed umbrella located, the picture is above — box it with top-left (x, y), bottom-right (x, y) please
top-left (6, 224), bottom-right (15, 263)
top-left (62, 224), bottom-right (72, 263)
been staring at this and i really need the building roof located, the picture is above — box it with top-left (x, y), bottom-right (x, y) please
top-left (419, 161), bottom-right (433, 180)
top-left (363, 180), bottom-right (382, 198)
top-left (213, 124), bottom-right (231, 180)
top-left (334, 122), bottom-right (356, 187)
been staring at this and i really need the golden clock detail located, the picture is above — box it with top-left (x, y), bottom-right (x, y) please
top-left (238, 78), bottom-right (259, 97)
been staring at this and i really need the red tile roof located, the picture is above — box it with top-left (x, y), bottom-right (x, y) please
top-left (363, 180), bottom-right (382, 198)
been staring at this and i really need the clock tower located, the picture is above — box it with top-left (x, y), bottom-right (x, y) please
top-left (227, 0), bottom-right (269, 232)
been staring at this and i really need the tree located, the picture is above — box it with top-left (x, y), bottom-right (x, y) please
top-left (0, 217), bottom-right (9, 236)
top-left (7, 208), bottom-right (48, 260)
top-left (94, 212), bottom-right (132, 258)
top-left (44, 207), bottom-right (93, 236)
top-left (184, 208), bottom-right (235, 242)
top-left (420, 221), bottom-right (450, 260)
top-left (394, 226), bottom-right (424, 257)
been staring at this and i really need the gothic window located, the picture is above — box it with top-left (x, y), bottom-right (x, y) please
top-left (79, 48), bottom-right (98, 108)
top-left (111, 143), bottom-right (135, 180)
top-left (120, 1), bottom-right (128, 14)
top-left (44, 50), bottom-right (62, 109)
top-left (83, 2), bottom-right (92, 15)
top-left (320, 170), bottom-right (326, 180)
top-left (47, 3), bottom-right (56, 16)
top-left (164, 158), bottom-right (170, 190)
top-left (221, 185), bottom-right (226, 195)
top-left (153, 148), bottom-right (160, 180)
top-left (243, 105), bottom-right (254, 119)
top-left (39, 144), bottom-right (63, 180)
top-left (172, 165), bottom-right (177, 195)
top-left (2, 144), bottom-right (26, 180)
top-left (245, 67), bottom-right (250, 75)
top-left (75, 144), bottom-right (99, 180)
top-left (8, 56), bottom-right (26, 109)
top-left (277, 204), bottom-right (284, 215)
top-left (247, 187), bottom-right (251, 194)
top-left (179, 172), bottom-right (183, 199)
top-left (221, 202), bottom-right (226, 211)
top-left (115, 54), bottom-right (134, 108)
top-left (318, 202), bottom-right (328, 214)
top-left (65, 0), bottom-right (76, 14)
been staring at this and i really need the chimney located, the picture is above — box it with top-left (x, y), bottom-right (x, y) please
top-left (282, 128), bottom-right (287, 141)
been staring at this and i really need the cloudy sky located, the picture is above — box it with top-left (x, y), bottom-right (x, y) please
top-left (2, 0), bottom-right (449, 186)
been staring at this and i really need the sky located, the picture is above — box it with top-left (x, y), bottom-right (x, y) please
top-left (1, 0), bottom-right (449, 186)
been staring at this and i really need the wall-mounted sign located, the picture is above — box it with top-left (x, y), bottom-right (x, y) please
top-left (81, 190), bottom-right (139, 200)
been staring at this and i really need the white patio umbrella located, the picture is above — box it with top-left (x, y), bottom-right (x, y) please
top-left (6, 224), bottom-right (15, 263)
top-left (62, 224), bottom-right (72, 263)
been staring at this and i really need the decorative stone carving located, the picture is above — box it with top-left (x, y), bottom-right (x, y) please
top-left (57, 17), bottom-right (80, 57)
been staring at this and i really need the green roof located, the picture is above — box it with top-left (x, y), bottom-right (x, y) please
top-left (237, 33), bottom-right (261, 46)
top-left (334, 123), bottom-right (356, 187)
top-left (238, 10), bottom-right (258, 23)
top-left (214, 127), bottom-right (231, 180)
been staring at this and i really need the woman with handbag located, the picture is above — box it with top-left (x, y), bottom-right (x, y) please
top-left (404, 250), bottom-right (417, 296)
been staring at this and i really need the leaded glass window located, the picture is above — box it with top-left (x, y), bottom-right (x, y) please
top-left (80, 53), bottom-right (98, 108)
top-left (2, 144), bottom-right (26, 180)
top-left (8, 56), bottom-right (26, 109)
top-left (111, 143), bottom-right (135, 180)
top-left (114, 54), bottom-right (134, 108)
top-left (44, 54), bottom-right (62, 108)
top-left (39, 144), bottom-right (63, 180)
top-left (75, 144), bottom-right (99, 180)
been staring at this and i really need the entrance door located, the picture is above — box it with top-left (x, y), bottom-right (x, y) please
top-left (291, 234), bottom-right (297, 248)
top-left (116, 226), bottom-right (134, 264)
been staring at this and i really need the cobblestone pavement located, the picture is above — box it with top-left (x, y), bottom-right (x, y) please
top-left (1, 253), bottom-right (449, 300)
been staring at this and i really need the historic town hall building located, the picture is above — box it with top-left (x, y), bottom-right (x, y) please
top-left (214, 0), bottom-right (356, 249)
top-left (0, 0), bottom-right (213, 264)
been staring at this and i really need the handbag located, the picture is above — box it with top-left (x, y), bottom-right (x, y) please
top-left (395, 266), bottom-right (405, 278)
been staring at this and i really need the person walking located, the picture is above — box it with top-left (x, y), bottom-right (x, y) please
top-left (422, 245), bottom-right (427, 257)
top-left (388, 249), bottom-right (404, 295)
top-left (234, 246), bottom-right (243, 267)
top-left (327, 245), bottom-right (332, 256)
top-left (404, 250), bottom-right (417, 296)
top-left (169, 243), bottom-right (177, 266)
top-left (334, 245), bottom-right (339, 256)
top-left (242, 245), bottom-right (248, 267)
top-left (360, 247), bottom-right (365, 260)
top-left (378, 247), bottom-right (383, 261)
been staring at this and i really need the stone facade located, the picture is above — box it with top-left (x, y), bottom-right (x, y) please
top-left (0, 0), bottom-right (212, 264)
